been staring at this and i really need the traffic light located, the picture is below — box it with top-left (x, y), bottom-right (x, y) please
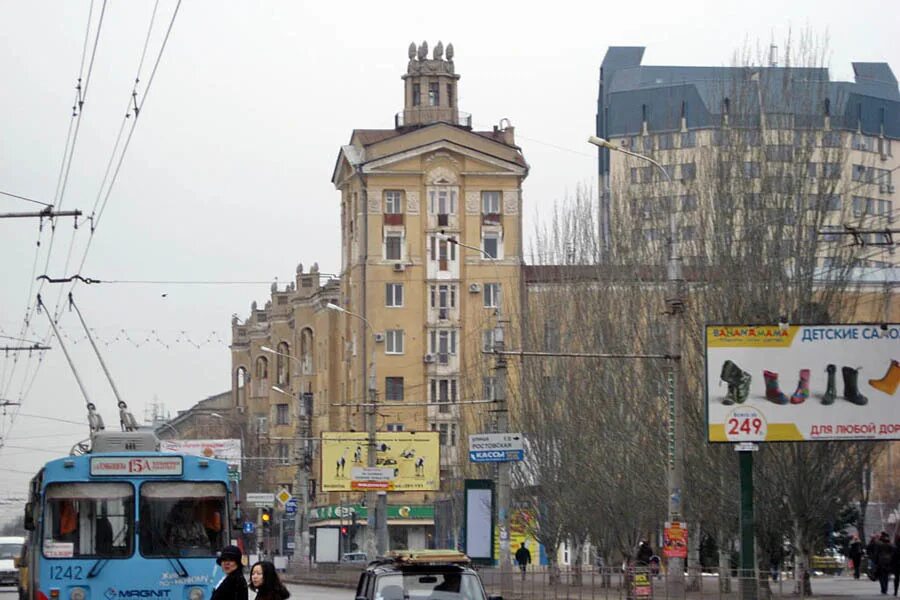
top-left (261, 508), bottom-right (272, 530)
top-left (340, 526), bottom-right (348, 536)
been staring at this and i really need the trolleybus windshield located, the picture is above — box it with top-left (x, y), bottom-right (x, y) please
top-left (42, 483), bottom-right (134, 558)
top-left (139, 482), bottom-right (227, 558)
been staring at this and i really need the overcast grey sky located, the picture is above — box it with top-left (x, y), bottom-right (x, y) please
top-left (1, 0), bottom-right (897, 519)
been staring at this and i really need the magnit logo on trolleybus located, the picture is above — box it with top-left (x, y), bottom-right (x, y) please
top-left (705, 323), bottom-right (900, 442)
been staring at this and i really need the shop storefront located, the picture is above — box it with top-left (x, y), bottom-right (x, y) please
top-left (308, 503), bottom-right (435, 559)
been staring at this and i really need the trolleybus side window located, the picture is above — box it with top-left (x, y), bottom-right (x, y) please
top-left (139, 482), bottom-right (227, 558)
top-left (43, 483), bottom-right (134, 558)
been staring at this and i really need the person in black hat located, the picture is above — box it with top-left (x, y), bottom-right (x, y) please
top-left (211, 545), bottom-right (248, 600)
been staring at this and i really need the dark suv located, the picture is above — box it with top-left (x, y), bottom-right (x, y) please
top-left (355, 550), bottom-right (501, 600)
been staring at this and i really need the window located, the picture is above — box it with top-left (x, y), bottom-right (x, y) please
top-left (429, 378), bottom-right (458, 413)
top-left (640, 166), bottom-right (654, 184)
top-left (429, 329), bottom-right (458, 363)
top-left (139, 481), bottom-right (227, 558)
top-left (430, 236), bottom-right (457, 270)
top-left (385, 330), bottom-right (404, 354)
top-left (483, 329), bottom-right (496, 353)
top-left (680, 163), bottom-right (696, 180)
top-left (429, 188), bottom-right (457, 215)
top-left (44, 483), bottom-right (134, 558)
top-left (681, 226), bottom-right (697, 241)
top-left (255, 356), bottom-right (268, 379)
top-left (766, 145), bottom-right (793, 162)
top-left (447, 83), bottom-right (453, 108)
top-left (430, 284), bottom-right (457, 312)
top-left (822, 131), bottom-right (842, 147)
top-left (482, 191), bottom-right (501, 214)
top-left (484, 283), bottom-right (501, 308)
top-left (743, 162), bottom-right (760, 178)
top-left (742, 131), bottom-right (761, 147)
top-left (276, 404), bottom-right (289, 425)
top-left (384, 190), bottom-right (403, 214)
top-left (681, 195), bottom-right (698, 212)
top-left (642, 136), bottom-right (654, 152)
top-left (680, 131), bottom-right (696, 148)
top-left (483, 232), bottom-right (500, 259)
top-left (630, 168), bottom-right (640, 184)
top-left (806, 163), bottom-right (818, 179)
top-left (385, 377), bottom-right (404, 401)
top-left (483, 376), bottom-right (496, 401)
top-left (386, 283), bottom-right (403, 307)
top-left (428, 82), bottom-right (439, 106)
top-left (543, 322), bottom-right (560, 352)
top-left (412, 83), bottom-right (420, 106)
top-left (385, 232), bottom-right (402, 260)
top-left (430, 422), bottom-right (458, 447)
top-left (386, 423), bottom-right (404, 432)
top-left (658, 133), bottom-right (675, 150)
top-left (823, 163), bottom-right (842, 179)
top-left (277, 443), bottom-right (290, 465)
top-left (255, 416), bottom-right (268, 434)
top-left (276, 342), bottom-right (290, 385)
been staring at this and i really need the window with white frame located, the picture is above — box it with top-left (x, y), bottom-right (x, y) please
top-left (430, 236), bottom-right (457, 266)
top-left (275, 404), bottom-right (289, 425)
top-left (482, 231), bottom-right (501, 259)
top-left (483, 283), bottom-right (501, 308)
top-left (386, 283), bottom-right (403, 307)
top-left (429, 188), bottom-right (457, 215)
top-left (384, 190), bottom-right (403, 214)
top-left (255, 416), bottom-right (268, 434)
top-left (277, 442), bottom-right (290, 465)
top-left (429, 378), bottom-right (458, 413)
top-left (385, 329), bottom-right (404, 354)
top-left (430, 422), bottom-right (457, 447)
top-left (483, 376), bottom-right (496, 401)
top-left (429, 329), bottom-right (458, 364)
top-left (386, 423), bottom-right (404, 432)
top-left (385, 231), bottom-right (403, 261)
top-left (481, 191), bottom-right (501, 214)
top-left (483, 329), bottom-right (496, 353)
top-left (430, 284), bottom-right (457, 317)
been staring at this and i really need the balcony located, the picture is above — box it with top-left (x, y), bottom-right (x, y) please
top-left (384, 213), bottom-right (405, 226)
top-left (395, 110), bottom-right (473, 130)
top-left (482, 213), bottom-right (502, 226)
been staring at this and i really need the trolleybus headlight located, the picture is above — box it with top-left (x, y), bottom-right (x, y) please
top-left (70, 587), bottom-right (86, 600)
top-left (188, 587), bottom-right (204, 600)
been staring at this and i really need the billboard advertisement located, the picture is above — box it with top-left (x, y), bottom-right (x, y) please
top-left (706, 323), bottom-right (900, 442)
top-left (321, 431), bottom-right (440, 492)
top-left (160, 438), bottom-right (242, 474)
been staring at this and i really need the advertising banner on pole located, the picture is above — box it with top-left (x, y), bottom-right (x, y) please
top-left (321, 431), bottom-right (439, 491)
top-left (663, 521), bottom-right (688, 559)
top-left (160, 439), bottom-right (242, 474)
top-left (706, 323), bottom-right (900, 442)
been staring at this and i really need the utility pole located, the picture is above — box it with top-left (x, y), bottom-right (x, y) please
top-left (494, 319), bottom-right (513, 597)
top-left (295, 390), bottom-right (312, 567)
top-left (0, 208), bottom-right (82, 219)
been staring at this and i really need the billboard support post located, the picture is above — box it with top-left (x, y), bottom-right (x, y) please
top-left (739, 449), bottom-right (756, 600)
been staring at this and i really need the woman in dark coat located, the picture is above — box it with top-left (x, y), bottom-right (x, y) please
top-left (211, 545), bottom-right (249, 600)
top-left (249, 560), bottom-right (290, 600)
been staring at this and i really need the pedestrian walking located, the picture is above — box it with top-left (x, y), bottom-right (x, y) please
top-left (891, 534), bottom-right (900, 596)
top-left (849, 535), bottom-right (863, 580)
top-left (514, 542), bottom-right (531, 581)
top-left (249, 560), bottom-right (290, 600)
top-left (636, 541), bottom-right (653, 566)
top-left (873, 531), bottom-right (894, 595)
top-left (211, 545), bottom-right (249, 600)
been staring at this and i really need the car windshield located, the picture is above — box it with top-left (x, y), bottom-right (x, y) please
top-left (375, 572), bottom-right (486, 600)
top-left (139, 482), bottom-right (227, 558)
top-left (42, 483), bottom-right (134, 558)
top-left (0, 543), bottom-right (21, 559)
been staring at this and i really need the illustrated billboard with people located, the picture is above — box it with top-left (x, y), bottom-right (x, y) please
top-left (321, 431), bottom-right (439, 491)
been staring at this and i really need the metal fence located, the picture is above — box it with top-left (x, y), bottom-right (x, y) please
top-left (284, 563), bottom-right (825, 599)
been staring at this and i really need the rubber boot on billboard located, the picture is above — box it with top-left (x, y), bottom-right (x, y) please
top-left (822, 364), bottom-right (837, 405)
top-left (764, 370), bottom-right (789, 405)
top-left (869, 360), bottom-right (900, 396)
top-left (842, 366), bottom-right (869, 406)
top-left (790, 369), bottom-right (810, 404)
top-left (721, 360), bottom-right (751, 405)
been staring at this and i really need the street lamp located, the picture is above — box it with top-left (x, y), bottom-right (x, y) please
top-left (437, 231), bottom-right (513, 592)
top-left (326, 302), bottom-right (385, 558)
top-left (588, 135), bottom-right (685, 595)
top-left (261, 347), bottom-right (314, 566)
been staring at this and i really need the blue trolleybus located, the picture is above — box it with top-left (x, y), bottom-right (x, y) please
top-left (22, 430), bottom-right (234, 600)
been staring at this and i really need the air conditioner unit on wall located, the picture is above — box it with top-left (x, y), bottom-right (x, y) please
top-left (468, 283), bottom-right (481, 293)
top-left (374, 332), bottom-right (385, 343)
top-left (393, 263), bottom-right (406, 272)
top-left (424, 353), bottom-right (436, 364)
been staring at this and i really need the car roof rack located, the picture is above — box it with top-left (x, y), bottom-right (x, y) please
top-left (384, 550), bottom-right (471, 566)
